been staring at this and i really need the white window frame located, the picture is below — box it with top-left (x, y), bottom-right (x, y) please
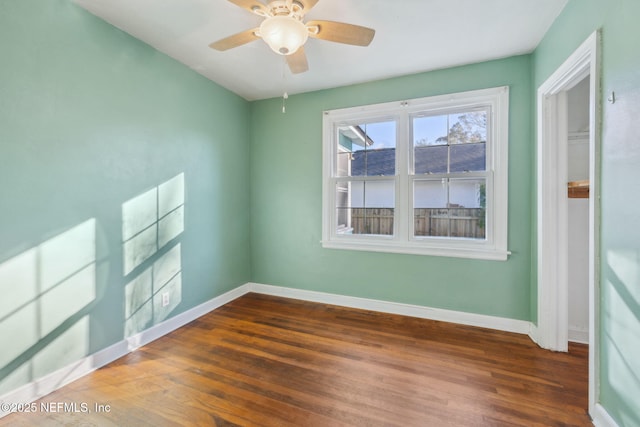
top-left (322, 86), bottom-right (510, 261)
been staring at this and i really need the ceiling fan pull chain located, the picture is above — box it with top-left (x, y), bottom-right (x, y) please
top-left (282, 56), bottom-right (288, 113)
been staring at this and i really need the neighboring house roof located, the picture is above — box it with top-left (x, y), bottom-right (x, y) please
top-left (351, 143), bottom-right (486, 176)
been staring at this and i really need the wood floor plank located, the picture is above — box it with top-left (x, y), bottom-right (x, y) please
top-left (0, 293), bottom-right (592, 426)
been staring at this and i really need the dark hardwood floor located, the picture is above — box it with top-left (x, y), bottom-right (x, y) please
top-left (1, 293), bottom-right (591, 426)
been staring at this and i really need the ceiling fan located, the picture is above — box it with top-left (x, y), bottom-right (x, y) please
top-left (209, 0), bottom-right (375, 74)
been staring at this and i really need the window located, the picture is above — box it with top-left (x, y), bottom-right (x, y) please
top-left (322, 87), bottom-right (510, 260)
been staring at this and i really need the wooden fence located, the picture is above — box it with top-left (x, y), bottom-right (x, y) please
top-left (350, 208), bottom-right (395, 236)
top-left (350, 208), bottom-right (485, 238)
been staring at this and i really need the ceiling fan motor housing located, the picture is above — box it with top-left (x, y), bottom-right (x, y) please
top-left (266, 0), bottom-right (305, 15)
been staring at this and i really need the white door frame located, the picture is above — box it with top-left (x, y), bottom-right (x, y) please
top-left (534, 31), bottom-right (601, 414)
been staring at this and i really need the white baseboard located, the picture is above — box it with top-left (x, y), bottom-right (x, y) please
top-left (592, 403), bottom-right (620, 427)
top-left (247, 282), bottom-right (533, 335)
top-left (569, 326), bottom-right (589, 344)
top-left (527, 323), bottom-right (545, 350)
top-left (0, 283), bottom-right (251, 418)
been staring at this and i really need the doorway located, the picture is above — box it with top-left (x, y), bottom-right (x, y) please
top-left (567, 76), bottom-right (590, 344)
top-left (535, 31), bottom-right (600, 415)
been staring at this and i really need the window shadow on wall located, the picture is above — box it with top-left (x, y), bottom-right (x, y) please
top-left (0, 219), bottom-right (97, 396)
top-left (602, 249), bottom-right (640, 427)
top-left (122, 173), bottom-right (185, 342)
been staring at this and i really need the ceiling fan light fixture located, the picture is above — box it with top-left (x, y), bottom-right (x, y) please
top-left (259, 16), bottom-right (308, 55)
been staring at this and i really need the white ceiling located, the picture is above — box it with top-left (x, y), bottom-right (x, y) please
top-left (73, 0), bottom-right (568, 101)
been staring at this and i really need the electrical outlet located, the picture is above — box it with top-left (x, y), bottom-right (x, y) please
top-left (162, 292), bottom-right (170, 307)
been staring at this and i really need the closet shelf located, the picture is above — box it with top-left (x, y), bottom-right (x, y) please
top-left (568, 180), bottom-right (589, 198)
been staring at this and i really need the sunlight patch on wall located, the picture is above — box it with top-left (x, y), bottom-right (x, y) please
top-left (607, 249), bottom-right (640, 306)
top-left (124, 244), bottom-right (183, 336)
top-left (604, 249), bottom-right (640, 424)
top-left (123, 174), bottom-right (184, 338)
top-left (122, 187), bottom-right (159, 276)
top-left (122, 173), bottom-right (184, 275)
top-left (158, 173), bottom-right (185, 248)
top-left (124, 268), bottom-right (153, 339)
top-left (32, 316), bottom-right (90, 379)
top-left (0, 219), bottom-right (96, 396)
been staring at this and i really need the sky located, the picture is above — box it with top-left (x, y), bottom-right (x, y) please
top-left (355, 115), bottom-right (454, 150)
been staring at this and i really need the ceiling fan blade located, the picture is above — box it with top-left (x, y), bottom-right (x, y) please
top-left (306, 20), bottom-right (375, 46)
top-left (287, 46), bottom-right (309, 74)
top-left (209, 28), bottom-right (260, 51)
top-left (227, 0), bottom-right (268, 16)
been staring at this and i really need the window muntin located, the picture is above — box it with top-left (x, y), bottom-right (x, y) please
top-left (322, 87), bottom-right (509, 260)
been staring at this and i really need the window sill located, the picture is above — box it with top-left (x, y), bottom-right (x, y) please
top-left (321, 239), bottom-right (510, 261)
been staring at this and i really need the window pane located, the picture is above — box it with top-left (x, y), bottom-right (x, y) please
top-left (413, 179), bottom-right (447, 209)
top-left (413, 180), bottom-right (448, 237)
top-left (335, 180), bottom-right (394, 236)
top-left (413, 115), bottom-right (448, 146)
top-left (414, 145), bottom-right (448, 174)
top-left (413, 115), bottom-right (448, 175)
top-left (449, 178), bottom-right (485, 208)
top-left (413, 178), bottom-right (486, 239)
top-left (413, 111), bottom-right (487, 174)
top-left (337, 121), bottom-right (396, 177)
top-left (337, 150), bottom-right (351, 177)
top-left (449, 178), bottom-right (486, 239)
top-left (450, 142), bottom-right (486, 172)
top-left (448, 111), bottom-right (487, 145)
top-left (336, 184), bottom-right (350, 232)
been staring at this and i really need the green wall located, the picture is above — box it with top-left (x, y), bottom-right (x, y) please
top-left (250, 55), bottom-right (533, 321)
top-left (0, 1), bottom-right (251, 394)
top-left (533, 0), bottom-right (640, 425)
